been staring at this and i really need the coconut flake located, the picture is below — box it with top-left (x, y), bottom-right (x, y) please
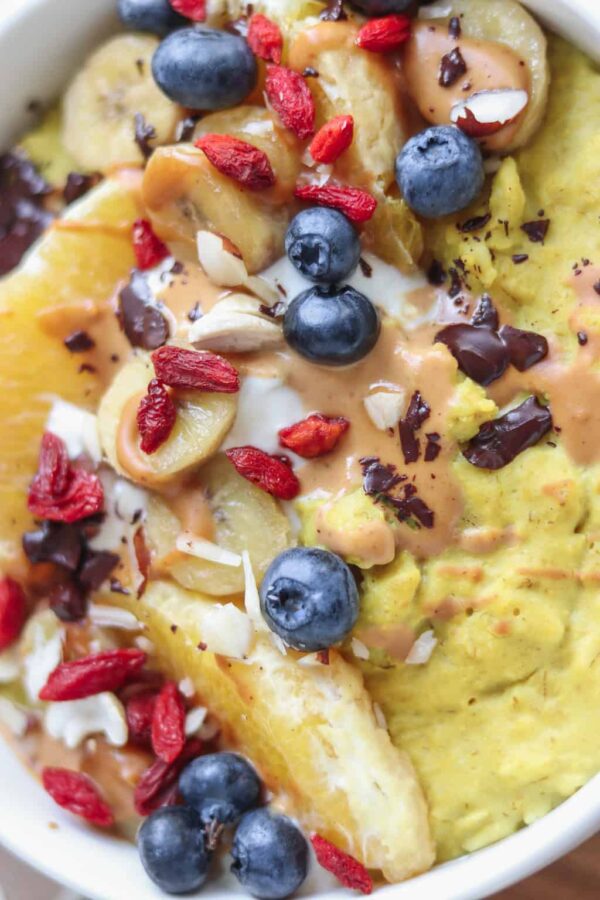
top-left (179, 677), bottom-right (195, 698)
top-left (242, 550), bottom-right (268, 633)
top-left (185, 706), bottom-right (208, 737)
top-left (373, 702), bottom-right (387, 730)
top-left (22, 612), bottom-right (63, 703)
top-left (45, 693), bottom-right (128, 749)
top-left (363, 390), bottom-right (406, 431)
top-left (88, 604), bottom-right (141, 631)
top-left (135, 636), bottom-right (155, 654)
top-left (0, 698), bottom-right (28, 737)
top-left (351, 638), bottom-right (370, 661)
top-left (46, 400), bottom-right (101, 465)
top-left (196, 231), bottom-right (278, 306)
top-left (201, 604), bottom-right (253, 659)
top-left (0, 648), bottom-right (20, 684)
top-left (176, 532), bottom-right (242, 568)
top-left (405, 630), bottom-right (438, 665)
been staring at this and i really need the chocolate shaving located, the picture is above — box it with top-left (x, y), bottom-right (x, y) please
top-left (360, 457), bottom-right (403, 496)
top-left (424, 433), bottom-right (441, 462)
top-left (463, 396), bottom-right (552, 470)
top-left (64, 330), bottom-right (95, 353)
top-left (385, 491), bottom-right (435, 530)
top-left (512, 253), bottom-right (529, 264)
top-left (0, 151), bottom-right (53, 276)
top-left (520, 219), bottom-right (549, 244)
top-left (259, 302), bottom-right (285, 320)
top-left (438, 47), bottom-right (467, 88)
top-left (187, 302), bottom-right (202, 323)
top-left (359, 257), bottom-right (373, 278)
top-left (448, 16), bottom-right (461, 38)
top-left (63, 172), bottom-right (101, 205)
top-left (499, 324), bottom-right (548, 372)
top-left (22, 521), bottom-right (83, 571)
top-left (49, 580), bottom-right (87, 623)
top-left (427, 259), bottom-right (446, 286)
top-left (360, 457), bottom-right (434, 529)
top-left (458, 212), bottom-right (491, 233)
top-left (134, 113), bottom-right (157, 160)
top-left (118, 270), bottom-right (169, 350)
top-left (471, 293), bottom-right (499, 330)
top-left (320, 0), bottom-right (347, 21)
top-left (436, 323), bottom-right (508, 386)
top-left (399, 391), bottom-right (430, 464)
top-left (175, 115), bottom-right (201, 143)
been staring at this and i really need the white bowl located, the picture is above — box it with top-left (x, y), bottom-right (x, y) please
top-left (0, 1), bottom-right (599, 897)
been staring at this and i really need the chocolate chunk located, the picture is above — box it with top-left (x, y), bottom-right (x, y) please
top-left (471, 293), bottom-right (499, 330)
top-left (63, 172), bottom-right (101, 205)
top-left (79, 550), bottom-right (120, 592)
top-left (499, 324), bottom-right (548, 371)
top-left (438, 47), bottom-right (467, 88)
top-left (360, 457), bottom-right (403, 495)
top-left (0, 151), bottom-right (53, 276)
top-left (520, 219), bottom-right (549, 244)
top-left (302, 67), bottom-right (319, 78)
top-left (118, 270), bottom-right (169, 350)
top-left (64, 330), bottom-right (95, 353)
top-left (320, 0), bottom-right (347, 21)
top-left (399, 392), bottom-right (431, 464)
top-left (49, 580), bottom-right (88, 623)
top-left (424, 432), bottom-right (441, 462)
top-left (448, 16), bottom-right (461, 38)
top-left (259, 301), bottom-right (285, 320)
top-left (384, 485), bottom-right (435, 529)
top-left (512, 253), bottom-right (529, 264)
top-left (359, 257), bottom-right (373, 278)
top-left (427, 259), bottom-right (446, 286)
top-left (577, 331), bottom-right (588, 346)
top-left (458, 212), bottom-right (491, 233)
top-left (436, 323), bottom-right (509, 385)
top-left (176, 116), bottom-right (201, 143)
top-left (22, 521), bottom-right (83, 571)
top-left (134, 113), bottom-right (157, 160)
top-left (463, 396), bottom-right (552, 470)
top-left (187, 302), bottom-right (202, 322)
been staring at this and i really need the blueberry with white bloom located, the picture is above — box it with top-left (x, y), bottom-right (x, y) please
top-left (231, 809), bottom-right (309, 900)
top-left (285, 208), bottom-right (361, 284)
top-left (395, 125), bottom-right (485, 218)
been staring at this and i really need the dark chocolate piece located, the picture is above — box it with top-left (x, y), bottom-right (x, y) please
top-left (520, 219), bottom-right (549, 244)
top-left (471, 293), bottom-right (499, 330)
top-left (438, 47), bottom-right (467, 88)
top-left (436, 323), bottom-right (509, 385)
top-left (64, 330), bottom-right (95, 353)
top-left (22, 521), bottom-right (83, 571)
top-left (118, 270), bottom-right (169, 350)
top-left (49, 580), bottom-right (88, 623)
top-left (134, 113), bottom-right (157, 160)
top-left (63, 172), bottom-right (101, 205)
top-left (78, 550), bottom-right (120, 592)
top-left (499, 324), bottom-right (548, 371)
top-left (463, 396), bottom-right (552, 470)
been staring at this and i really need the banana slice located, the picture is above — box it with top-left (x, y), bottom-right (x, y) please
top-left (142, 144), bottom-right (290, 274)
top-left (147, 455), bottom-right (292, 596)
top-left (62, 34), bottom-right (181, 171)
top-left (123, 579), bottom-right (434, 881)
top-left (97, 355), bottom-right (237, 486)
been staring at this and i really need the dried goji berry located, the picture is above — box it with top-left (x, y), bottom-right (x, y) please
top-left (132, 219), bottom-right (170, 270)
top-left (134, 738), bottom-right (204, 816)
top-left (247, 13), bottom-right (283, 64)
top-left (0, 577), bottom-right (26, 651)
top-left (137, 378), bottom-right (177, 455)
top-left (152, 681), bottom-right (186, 763)
top-left (225, 446), bottom-right (300, 500)
top-left (309, 115), bottom-right (354, 165)
top-left (294, 183), bottom-right (377, 223)
top-left (42, 768), bottom-right (115, 828)
top-left (152, 345), bottom-right (240, 393)
top-left (355, 14), bottom-right (411, 53)
top-left (168, 0), bottom-right (206, 22)
top-left (311, 834), bottom-right (373, 894)
top-left (278, 414), bottom-right (350, 459)
top-left (195, 134), bottom-right (276, 191)
top-left (126, 690), bottom-right (159, 748)
top-left (27, 433), bottom-right (104, 524)
top-left (265, 65), bottom-right (315, 140)
top-left (39, 648), bottom-right (147, 702)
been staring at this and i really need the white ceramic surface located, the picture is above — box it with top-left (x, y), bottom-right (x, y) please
top-left (0, 1), bottom-right (599, 898)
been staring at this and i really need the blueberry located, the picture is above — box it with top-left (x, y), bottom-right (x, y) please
top-left (179, 752), bottom-right (261, 827)
top-left (231, 809), bottom-right (309, 900)
top-left (260, 547), bottom-right (359, 652)
top-left (117, 0), bottom-right (186, 36)
top-left (137, 806), bottom-right (210, 895)
top-left (285, 208), bottom-right (360, 285)
top-left (284, 284), bottom-right (379, 366)
top-left (349, 0), bottom-right (414, 13)
top-left (152, 27), bottom-right (257, 110)
top-left (395, 125), bottom-right (484, 218)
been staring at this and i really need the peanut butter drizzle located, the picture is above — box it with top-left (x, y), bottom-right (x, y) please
top-left (288, 21), bottom-right (359, 71)
top-left (488, 267), bottom-right (600, 467)
top-left (315, 504), bottom-right (396, 567)
top-left (358, 623), bottom-right (416, 661)
top-left (403, 21), bottom-right (530, 151)
top-left (116, 391), bottom-right (161, 485)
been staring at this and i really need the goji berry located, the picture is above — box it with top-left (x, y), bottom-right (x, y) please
top-left (42, 768), bottom-right (114, 828)
top-left (168, 0), bottom-right (206, 22)
top-left (132, 219), bottom-right (169, 270)
top-left (265, 65), bottom-right (315, 140)
top-left (309, 116), bottom-right (354, 165)
top-left (152, 345), bottom-right (240, 393)
top-left (278, 414), bottom-right (350, 459)
top-left (355, 14), bottom-right (411, 53)
top-left (195, 134), bottom-right (276, 191)
top-left (247, 14), bottom-right (283, 64)
top-left (27, 433), bottom-right (104, 524)
top-left (225, 446), bottom-right (300, 500)
top-left (152, 681), bottom-right (186, 763)
top-left (134, 738), bottom-right (204, 816)
top-left (39, 648), bottom-right (147, 702)
top-left (0, 577), bottom-right (26, 651)
top-left (126, 690), bottom-right (159, 748)
top-left (310, 834), bottom-right (373, 894)
top-left (294, 183), bottom-right (377, 223)
top-left (137, 378), bottom-right (177, 455)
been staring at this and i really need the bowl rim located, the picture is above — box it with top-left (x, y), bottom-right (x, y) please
top-left (0, 0), bottom-right (599, 897)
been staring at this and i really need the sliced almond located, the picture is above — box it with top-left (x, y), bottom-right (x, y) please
top-left (450, 89), bottom-right (529, 138)
top-left (176, 531), bottom-right (242, 568)
top-left (405, 629), bottom-right (438, 665)
top-left (189, 293), bottom-right (283, 353)
top-left (197, 231), bottom-right (279, 306)
top-left (363, 389), bottom-right (406, 432)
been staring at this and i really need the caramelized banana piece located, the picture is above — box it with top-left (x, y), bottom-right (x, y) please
top-left (118, 579), bottom-right (434, 882)
top-left (142, 144), bottom-right (291, 273)
top-left (97, 356), bottom-right (237, 486)
top-left (146, 454), bottom-right (292, 596)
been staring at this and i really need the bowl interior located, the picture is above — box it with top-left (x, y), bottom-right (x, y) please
top-left (0, 0), bottom-right (599, 898)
